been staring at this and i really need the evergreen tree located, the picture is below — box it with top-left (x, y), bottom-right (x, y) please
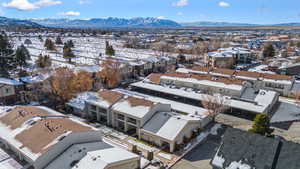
top-left (15, 45), bottom-right (30, 67)
top-left (249, 114), bottom-right (274, 137)
top-left (63, 44), bottom-right (75, 63)
top-left (263, 43), bottom-right (275, 58)
top-left (38, 35), bottom-right (43, 42)
top-left (55, 36), bottom-right (63, 45)
top-left (0, 32), bottom-right (14, 77)
top-left (36, 54), bottom-right (44, 68)
top-left (36, 54), bottom-right (52, 68)
top-left (0, 33), bottom-right (13, 55)
top-left (66, 40), bottom-right (74, 48)
top-left (24, 39), bottom-right (32, 46)
top-left (44, 39), bottom-right (56, 51)
top-left (105, 41), bottom-right (115, 56)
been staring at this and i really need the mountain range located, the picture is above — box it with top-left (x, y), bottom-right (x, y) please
top-left (29, 17), bottom-right (181, 28)
top-left (0, 17), bottom-right (41, 27)
top-left (1, 16), bottom-right (300, 28)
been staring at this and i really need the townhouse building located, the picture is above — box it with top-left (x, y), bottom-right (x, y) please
top-left (68, 89), bottom-right (211, 153)
top-left (177, 66), bottom-right (296, 97)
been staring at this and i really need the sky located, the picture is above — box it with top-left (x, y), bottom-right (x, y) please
top-left (0, 0), bottom-right (300, 24)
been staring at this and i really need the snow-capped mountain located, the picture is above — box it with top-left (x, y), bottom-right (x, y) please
top-left (0, 17), bottom-right (41, 27)
top-left (29, 17), bottom-right (181, 28)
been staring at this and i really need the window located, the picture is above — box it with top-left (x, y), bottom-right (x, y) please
top-left (5, 88), bottom-right (11, 94)
top-left (98, 107), bottom-right (107, 114)
top-left (127, 117), bottom-right (137, 124)
top-left (90, 105), bottom-right (97, 111)
top-left (117, 114), bottom-right (125, 121)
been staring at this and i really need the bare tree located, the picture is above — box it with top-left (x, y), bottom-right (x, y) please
top-left (98, 59), bottom-right (122, 88)
top-left (201, 94), bottom-right (230, 120)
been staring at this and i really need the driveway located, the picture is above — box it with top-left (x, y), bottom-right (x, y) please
top-left (172, 125), bottom-right (226, 169)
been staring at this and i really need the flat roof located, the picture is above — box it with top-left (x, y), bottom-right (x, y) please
top-left (131, 82), bottom-right (278, 113)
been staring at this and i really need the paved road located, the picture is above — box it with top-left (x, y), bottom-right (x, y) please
top-left (172, 125), bottom-right (226, 169)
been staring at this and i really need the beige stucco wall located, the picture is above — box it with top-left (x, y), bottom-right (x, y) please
top-left (107, 158), bottom-right (140, 169)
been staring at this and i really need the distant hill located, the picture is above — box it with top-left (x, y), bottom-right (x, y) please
top-left (0, 17), bottom-right (41, 27)
top-left (180, 21), bottom-right (259, 27)
top-left (29, 17), bottom-right (181, 28)
top-left (271, 23), bottom-right (300, 26)
top-left (180, 21), bottom-right (300, 27)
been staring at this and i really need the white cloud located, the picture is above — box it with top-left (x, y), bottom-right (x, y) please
top-left (157, 16), bottom-right (166, 19)
top-left (79, 0), bottom-right (91, 5)
top-left (177, 12), bottom-right (183, 16)
top-left (218, 1), bottom-right (230, 7)
top-left (172, 0), bottom-right (188, 7)
top-left (2, 0), bottom-right (62, 11)
top-left (58, 11), bottom-right (81, 16)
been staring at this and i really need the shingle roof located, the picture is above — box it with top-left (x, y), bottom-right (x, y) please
top-left (212, 128), bottom-right (300, 169)
top-left (212, 128), bottom-right (279, 169)
top-left (275, 141), bottom-right (300, 169)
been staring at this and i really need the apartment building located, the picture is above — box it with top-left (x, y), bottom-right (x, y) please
top-left (0, 106), bottom-right (140, 169)
top-left (205, 52), bottom-right (235, 68)
top-left (68, 89), bottom-right (210, 152)
top-left (218, 47), bottom-right (254, 63)
top-left (146, 72), bottom-right (247, 97)
top-left (86, 90), bottom-right (125, 125)
top-left (131, 79), bottom-right (279, 114)
top-left (177, 66), bottom-right (295, 97)
top-left (110, 96), bottom-right (171, 135)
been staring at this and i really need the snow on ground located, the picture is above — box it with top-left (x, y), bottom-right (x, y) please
top-left (248, 64), bottom-right (275, 74)
top-left (184, 124), bottom-right (222, 151)
top-left (140, 157), bottom-right (151, 169)
top-left (157, 152), bottom-right (173, 160)
top-left (11, 36), bottom-right (197, 72)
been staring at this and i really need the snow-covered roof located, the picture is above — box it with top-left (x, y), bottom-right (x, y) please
top-left (111, 96), bottom-right (155, 119)
top-left (73, 146), bottom-right (139, 169)
top-left (86, 90), bottom-right (125, 109)
top-left (176, 67), bottom-right (294, 85)
top-left (131, 82), bottom-right (278, 114)
top-left (67, 92), bottom-right (99, 110)
top-left (20, 73), bottom-right (51, 84)
top-left (113, 89), bottom-right (209, 118)
top-left (142, 112), bottom-right (196, 141)
top-left (0, 106), bottom-right (96, 161)
top-left (0, 78), bottom-right (23, 86)
top-left (44, 141), bottom-right (139, 169)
